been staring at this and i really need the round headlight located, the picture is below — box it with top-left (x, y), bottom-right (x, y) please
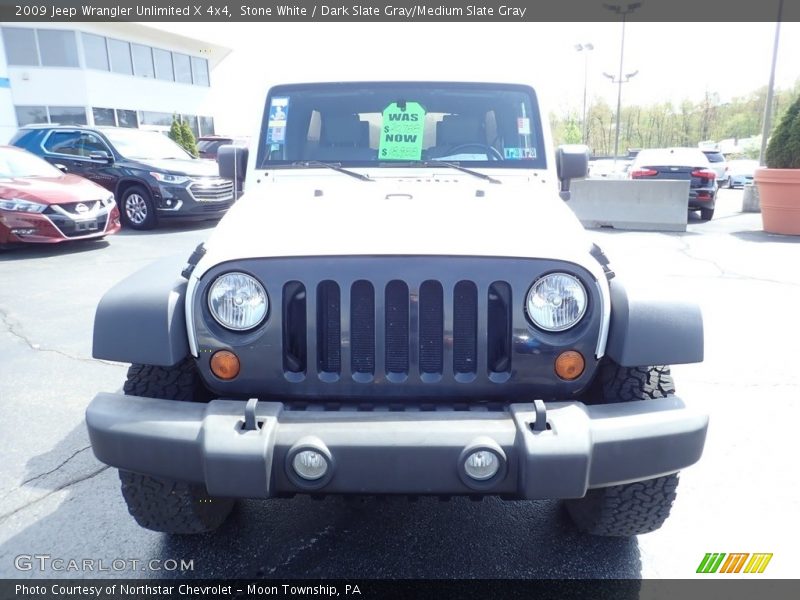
top-left (526, 273), bottom-right (587, 332)
top-left (208, 272), bottom-right (268, 331)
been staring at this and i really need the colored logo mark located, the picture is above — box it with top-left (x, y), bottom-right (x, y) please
top-left (696, 553), bottom-right (773, 574)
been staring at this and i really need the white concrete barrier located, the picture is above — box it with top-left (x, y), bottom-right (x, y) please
top-left (568, 179), bottom-right (690, 232)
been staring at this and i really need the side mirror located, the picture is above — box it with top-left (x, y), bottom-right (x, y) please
top-left (54, 163), bottom-right (68, 173)
top-left (556, 144), bottom-right (589, 201)
top-left (218, 145), bottom-right (249, 195)
top-left (89, 150), bottom-right (113, 164)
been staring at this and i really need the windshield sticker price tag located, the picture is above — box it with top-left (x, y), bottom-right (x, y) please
top-left (517, 117), bottom-right (531, 135)
top-left (378, 101), bottom-right (426, 160)
top-left (266, 97), bottom-right (289, 145)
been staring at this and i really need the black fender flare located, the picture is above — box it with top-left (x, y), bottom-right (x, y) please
top-left (93, 255), bottom-right (189, 366)
top-left (605, 279), bottom-right (704, 367)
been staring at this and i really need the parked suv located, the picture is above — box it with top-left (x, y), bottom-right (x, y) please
top-left (197, 135), bottom-right (248, 160)
top-left (11, 125), bottom-right (235, 230)
top-left (87, 80), bottom-right (707, 537)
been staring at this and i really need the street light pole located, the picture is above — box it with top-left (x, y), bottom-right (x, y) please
top-left (759, 0), bottom-right (784, 166)
top-left (604, 2), bottom-right (642, 163)
top-left (603, 70), bottom-right (638, 158)
top-left (575, 42), bottom-right (594, 144)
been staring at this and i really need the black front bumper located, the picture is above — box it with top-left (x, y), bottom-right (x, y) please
top-left (154, 179), bottom-right (235, 220)
top-left (86, 393), bottom-right (708, 499)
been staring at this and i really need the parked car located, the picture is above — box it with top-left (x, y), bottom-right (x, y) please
top-left (726, 159), bottom-right (759, 188)
top-left (701, 149), bottom-right (728, 187)
top-left (0, 145), bottom-right (120, 247)
top-left (87, 80), bottom-right (707, 538)
top-left (630, 147), bottom-right (718, 220)
top-left (11, 125), bottom-right (235, 230)
top-left (197, 135), bottom-right (249, 160)
top-left (588, 157), bottom-right (630, 179)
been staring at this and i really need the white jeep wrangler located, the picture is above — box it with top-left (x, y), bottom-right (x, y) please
top-left (87, 80), bottom-right (707, 536)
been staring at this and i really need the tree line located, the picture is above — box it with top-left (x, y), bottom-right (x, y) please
top-left (550, 79), bottom-right (800, 157)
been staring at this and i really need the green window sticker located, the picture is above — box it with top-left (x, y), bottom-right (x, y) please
top-left (378, 101), bottom-right (426, 160)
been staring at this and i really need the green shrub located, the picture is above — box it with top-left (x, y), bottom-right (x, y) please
top-left (766, 94), bottom-right (800, 169)
top-left (168, 116), bottom-right (183, 147)
top-left (180, 120), bottom-right (199, 157)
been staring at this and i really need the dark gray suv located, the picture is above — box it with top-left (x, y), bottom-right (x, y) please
top-left (11, 125), bottom-right (235, 230)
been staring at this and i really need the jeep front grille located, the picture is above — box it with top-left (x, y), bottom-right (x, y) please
top-left (281, 279), bottom-right (512, 383)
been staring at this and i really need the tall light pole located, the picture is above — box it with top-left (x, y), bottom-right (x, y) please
top-left (603, 70), bottom-right (638, 158)
top-left (575, 42), bottom-right (594, 144)
top-left (759, 0), bottom-right (784, 166)
top-left (604, 2), bottom-right (642, 162)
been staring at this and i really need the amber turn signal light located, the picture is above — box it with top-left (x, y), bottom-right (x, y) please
top-left (555, 351), bottom-right (585, 381)
top-left (210, 350), bottom-right (240, 380)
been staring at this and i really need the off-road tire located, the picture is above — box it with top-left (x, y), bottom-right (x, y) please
top-left (595, 363), bottom-right (676, 403)
top-left (565, 474), bottom-right (680, 537)
top-left (119, 359), bottom-right (233, 534)
top-left (566, 363), bottom-right (679, 536)
top-left (119, 471), bottom-right (234, 534)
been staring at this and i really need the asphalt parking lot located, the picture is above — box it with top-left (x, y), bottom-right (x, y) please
top-left (1, 187), bottom-right (798, 580)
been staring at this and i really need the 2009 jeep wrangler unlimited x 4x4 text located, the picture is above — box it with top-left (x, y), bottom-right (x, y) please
top-left (86, 81), bottom-right (708, 536)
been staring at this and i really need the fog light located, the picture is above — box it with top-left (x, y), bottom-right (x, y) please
top-left (292, 450), bottom-right (328, 480)
top-left (11, 228), bottom-right (36, 235)
top-left (464, 450), bottom-right (499, 481)
top-left (555, 350), bottom-right (585, 380)
top-left (210, 350), bottom-right (240, 380)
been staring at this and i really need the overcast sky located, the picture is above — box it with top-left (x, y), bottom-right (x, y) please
top-left (154, 21), bottom-right (800, 137)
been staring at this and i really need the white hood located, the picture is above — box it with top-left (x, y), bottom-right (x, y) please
top-left (195, 174), bottom-right (598, 278)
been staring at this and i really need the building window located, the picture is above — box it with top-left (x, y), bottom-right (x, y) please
top-left (191, 57), bottom-right (209, 86)
top-left (37, 29), bottom-right (79, 67)
top-left (172, 53), bottom-right (192, 84)
top-left (199, 116), bottom-right (215, 136)
top-left (116, 109), bottom-right (138, 128)
top-left (49, 106), bottom-right (87, 125)
top-left (153, 48), bottom-right (174, 81)
top-left (181, 115), bottom-right (199, 137)
top-left (131, 43), bottom-right (154, 78)
top-left (2, 27), bottom-right (39, 66)
top-left (92, 107), bottom-right (116, 126)
top-left (82, 33), bottom-right (109, 71)
top-left (15, 105), bottom-right (48, 126)
top-left (108, 38), bottom-right (132, 75)
top-left (139, 111), bottom-right (173, 127)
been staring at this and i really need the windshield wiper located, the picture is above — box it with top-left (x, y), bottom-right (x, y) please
top-left (387, 160), bottom-right (501, 184)
top-left (289, 160), bottom-right (372, 182)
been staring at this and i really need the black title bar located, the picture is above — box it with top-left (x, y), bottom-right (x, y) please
top-left (0, 0), bottom-right (797, 22)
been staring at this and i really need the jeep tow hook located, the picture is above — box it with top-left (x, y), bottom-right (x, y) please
top-left (244, 397), bottom-right (259, 431)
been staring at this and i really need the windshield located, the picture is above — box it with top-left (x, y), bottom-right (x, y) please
top-left (102, 129), bottom-right (192, 160)
top-left (0, 147), bottom-right (62, 178)
top-left (256, 82), bottom-right (546, 170)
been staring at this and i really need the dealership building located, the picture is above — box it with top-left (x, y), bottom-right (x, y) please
top-left (0, 22), bottom-right (230, 143)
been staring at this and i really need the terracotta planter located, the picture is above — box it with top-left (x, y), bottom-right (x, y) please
top-left (755, 167), bottom-right (800, 235)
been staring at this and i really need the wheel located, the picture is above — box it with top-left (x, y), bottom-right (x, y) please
top-left (120, 185), bottom-right (157, 230)
top-left (565, 362), bottom-right (680, 536)
top-left (440, 143), bottom-right (504, 160)
top-left (118, 359), bottom-right (234, 534)
top-left (699, 207), bottom-right (715, 221)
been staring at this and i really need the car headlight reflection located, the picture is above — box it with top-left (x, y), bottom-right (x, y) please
top-left (208, 272), bottom-right (268, 331)
top-left (526, 273), bottom-right (587, 331)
